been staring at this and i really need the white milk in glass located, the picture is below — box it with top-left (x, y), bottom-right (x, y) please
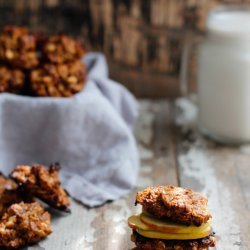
top-left (198, 9), bottom-right (250, 144)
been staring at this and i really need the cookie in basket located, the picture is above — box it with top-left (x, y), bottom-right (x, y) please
top-left (0, 66), bottom-right (25, 94)
top-left (42, 35), bottom-right (84, 64)
top-left (0, 25), bottom-right (39, 69)
top-left (30, 60), bottom-right (86, 97)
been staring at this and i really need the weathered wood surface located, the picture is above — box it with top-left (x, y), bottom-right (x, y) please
top-left (1, 0), bottom-right (250, 97)
top-left (26, 99), bottom-right (249, 250)
top-left (175, 97), bottom-right (250, 250)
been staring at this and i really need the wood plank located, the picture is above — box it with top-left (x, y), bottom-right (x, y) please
top-left (27, 200), bottom-right (99, 250)
top-left (1, 1), bottom-right (250, 98)
top-left (26, 100), bottom-right (179, 250)
top-left (90, 101), bottom-right (179, 250)
top-left (151, 100), bottom-right (178, 186)
top-left (175, 97), bottom-right (250, 250)
top-left (109, 63), bottom-right (180, 99)
top-left (10, 99), bottom-right (250, 250)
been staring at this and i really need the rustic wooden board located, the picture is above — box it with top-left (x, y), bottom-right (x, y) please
top-left (22, 99), bottom-right (249, 250)
top-left (175, 97), bottom-right (250, 250)
top-left (26, 100), bottom-right (178, 250)
top-left (1, 0), bottom-right (250, 97)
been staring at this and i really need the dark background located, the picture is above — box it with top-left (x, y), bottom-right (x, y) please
top-left (0, 0), bottom-right (249, 97)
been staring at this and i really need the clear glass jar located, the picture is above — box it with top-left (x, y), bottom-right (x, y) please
top-left (198, 7), bottom-right (250, 144)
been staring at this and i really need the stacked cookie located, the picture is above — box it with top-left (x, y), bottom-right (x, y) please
top-left (0, 25), bottom-right (86, 97)
top-left (128, 186), bottom-right (216, 250)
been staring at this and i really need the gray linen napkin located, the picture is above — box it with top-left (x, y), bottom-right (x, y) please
top-left (0, 52), bottom-right (139, 207)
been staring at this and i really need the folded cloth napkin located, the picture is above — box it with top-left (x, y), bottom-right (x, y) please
top-left (0, 52), bottom-right (139, 207)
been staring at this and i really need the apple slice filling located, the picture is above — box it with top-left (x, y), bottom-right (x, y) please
top-left (128, 213), bottom-right (211, 240)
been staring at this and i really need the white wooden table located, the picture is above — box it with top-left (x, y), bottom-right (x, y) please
top-left (26, 100), bottom-right (249, 250)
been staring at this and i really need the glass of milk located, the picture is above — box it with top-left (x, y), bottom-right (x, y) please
top-left (198, 7), bottom-right (250, 144)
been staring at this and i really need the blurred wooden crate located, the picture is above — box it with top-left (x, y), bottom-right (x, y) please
top-left (0, 0), bottom-right (249, 98)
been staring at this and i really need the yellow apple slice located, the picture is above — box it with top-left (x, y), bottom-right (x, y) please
top-left (137, 228), bottom-right (211, 240)
top-left (140, 213), bottom-right (211, 234)
top-left (128, 215), bottom-right (151, 230)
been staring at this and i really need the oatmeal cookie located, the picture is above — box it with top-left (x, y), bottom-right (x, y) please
top-left (0, 173), bottom-right (33, 217)
top-left (11, 164), bottom-right (70, 211)
top-left (30, 60), bottom-right (86, 97)
top-left (0, 25), bottom-right (38, 69)
top-left (131, 230), bottom-right (216, 250)
top-left (0, 202), bottom-right (52, 249)
top-left (0, 66), bottom-right (25, 93)
top-left (135, 186), bottom-right (212, 226)
top-left (42, 35), bottom-right (84, 64)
